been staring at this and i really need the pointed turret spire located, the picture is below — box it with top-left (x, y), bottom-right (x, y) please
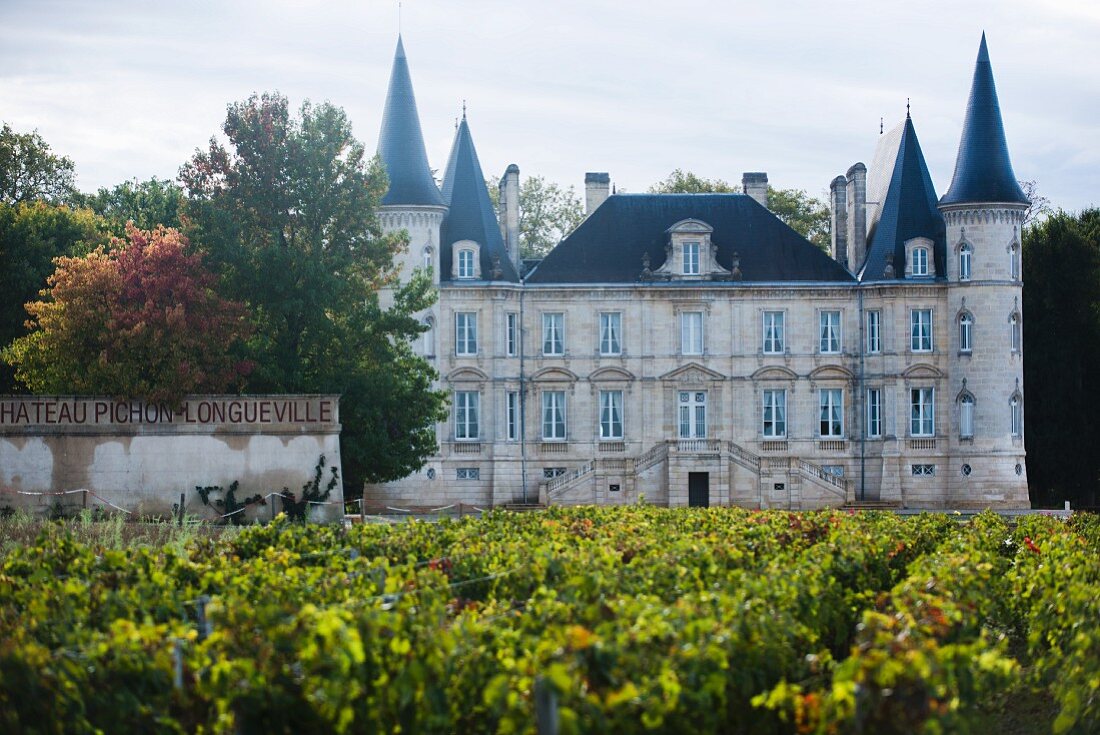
top-left (860, 116), bottom-right (945, 281)
top-left (377, 36), bottom-right (444, 207)
top-left (438, 117), bottom-right (519, 282)
top-left (940, 33), bottom-right (1028, 206)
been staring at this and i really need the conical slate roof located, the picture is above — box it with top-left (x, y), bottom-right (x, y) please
top-left (377, 36), bottom-right (444, 207)
top-left (860, 116), bottom-right (946, 282)
top-left (439, 117), bottom-right (519, 283)
top-left (940, 33), bottom-right (1028, 206)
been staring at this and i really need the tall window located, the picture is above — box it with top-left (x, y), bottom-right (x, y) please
top-left (910, 388), bottom-right (935, 437)
top-left (457, 249), bottom-right (475, 279)
top-left (600, 312), bottom-right (622, 355)
top-left (959, 313), bottom-right (973, 353)
top-left (866, 388), bottom-right (882, 438)
top-left (506, 391), bottom-right (519, 441)
top-left (682, 242), bottom-right (700, 275)
top-left (454, 391), bottom-right (479, 440)
top-left (678, 391), bottom-right (707, 438)
top-left (912, 247), bottom-right (929, 277)
top-left (819, 311), bottom-right (841, 353)
top-left (762, 389), bottom-right (787, 438)
top-left (866, 310), bottom-right (881, 354)
top-left (763, 311), bottom-right (784, 354)
top-left (1010, 313), bottom-right (1021, 352)
top-left (681, 311), bottom-right (703, 355)
top-left (423, 246), bottom-right (433, 271)
top-left (423, 317), bottom-right (435, 356)
top-left (960, 394), bottom-right (974, 438)
top-left (959, 245), bottom-right (972, 281)
top-left (911, 309), bottom-right (933, 352)
top-left (541, 391), bottom-right (566, 440)
top-left (542, 313), bottom-right (564, 356)
top-left (599, 390), bottom-right (624, 440)
top-left (818, 389), bottom-right (843, 437)
top-left (1010, 394), bottom-right (1022, 437)
top-left (1010, 244), bottom-right (1021, 280)
top-left (455, 312), bottom-right (477, 355)
top-left (506, 313), bottom-right (518, 357)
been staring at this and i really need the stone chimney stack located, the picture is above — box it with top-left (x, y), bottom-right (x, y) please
top-left (585, 172), bottom-right (611, 215)
top-left (499, 164), bottom-right (521, 271)
top-left (845, 163), bottom-right (867, 270)
top-left (829, 175), bottom-right (849, 268)
top-left (741, 172), bottom-right (769, 208)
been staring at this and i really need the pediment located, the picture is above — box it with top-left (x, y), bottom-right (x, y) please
top-left (809, 365), bottom-right (855, 381)
top-left (751, 365), bottom-right (798, 381)
top-left (447, 367), bottom-right (489, 383)
top-left (903, 363), bottom-right (944, 380)
top-left (531, 367), bottom-right (579, 382)
top-left (589, 366), bottom-right (636, 382)
top-left (660, 362), bottom-right (725, 383)
top-left (666, 218), bottom-right (714, 235)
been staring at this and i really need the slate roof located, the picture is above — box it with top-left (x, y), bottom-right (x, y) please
top-left (439, 117), bottom-right (520, 283)
top-left (859, 117), bottom-right (946, 282)
top-left (526, 194), bottom-right (855, 284)
top-left (940, 33), bottom-right (1029, 206)
top-left (377, 36), bottom-right (444, 207)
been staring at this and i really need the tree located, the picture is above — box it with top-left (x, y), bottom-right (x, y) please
top-left (489, 175), bottom-right (586, 258)
top-left (2, 225), bottom-right (251, 404)
top-left (649, 170), bottom-right (831, 250)
top-left (0, 123), bottom-right (77, 205)
top-left (75, 177), bottom-right (183, 234)
top-left (180, 92), bottom-right (447, 490)
top-left (1022, 209), bottom-right (1100, 508)
top-left (1019, 179), bottom-right (1052, 229)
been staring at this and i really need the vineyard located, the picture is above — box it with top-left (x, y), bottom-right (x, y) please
top-left (1, 507), bottom-right (1098, 734)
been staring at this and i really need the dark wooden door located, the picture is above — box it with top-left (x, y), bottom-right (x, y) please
top-left (688, 472), bottom-right (709, 508)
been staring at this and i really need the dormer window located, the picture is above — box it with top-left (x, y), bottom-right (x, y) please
top-left (904, 237), bottom-right (936, 279)
top-left (457, 249), bottom-right (474, 278)
top-left (913, 247), bottom-right (929, 276)
top-left (451, 240), bottom-right (481, 280)
top-left (682, 241), bottom-right (700, 275)
top-left (654, 219), bottom-right (729, 280)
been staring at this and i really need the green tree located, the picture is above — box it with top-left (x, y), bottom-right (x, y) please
top-left (649, 169), bottom-right (832, 250)
top-left (2, 225), bottom-right (251, 404)
top-left (180, 92), bottom-right (447, 490)
top-left (0, 201), bottom-right (110, 392)
top-left (0, 123), bottom-right (77, 205)
top-left (1022, 209), bottom-right (1100, 508)
top-left (75, 177), bottom-right (183, 234)
top-left (490, 175), bottom-right (586, 258)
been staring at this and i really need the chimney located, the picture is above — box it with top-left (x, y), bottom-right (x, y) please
top-left (741, 172), bottom-right (768, 208)
top-left (585, 172), bottom-right (610, 215)
top-left (846, 163), bottom-right (867, 269)
top-left (829, 175), bottom-right (849, 268)
top-left (499, 164), bottom-right (520, 271)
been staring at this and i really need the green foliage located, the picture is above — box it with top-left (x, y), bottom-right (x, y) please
top-left (180, 92), bottom-right (447, 489)
top-left (648, 168), bottom-right (737, 194)
top-left (1, 508), bottom-right (1095, 733)
top-left (195, 481), bottom-right (264, 526)
top-left (1022, 209), bottom-right (1100, 507)
top-left (0, 122), bottom-right (77, 205)
top-left (490, 175), bottom-right (585, 258)
top-left (74, 177), bottom-right (184, 234)
top-left (281, 455), bottom-right (340, 521)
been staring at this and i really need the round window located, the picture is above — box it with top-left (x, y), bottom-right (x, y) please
top-left (961, 464), bottom-right (972, 476)
top-left (426, 468), bottom-right (437, 480)
top-left (1015, 463), bottom-right (1023, 476)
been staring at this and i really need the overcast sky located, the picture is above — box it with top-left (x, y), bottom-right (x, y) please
top-left (2, 0), bottom-right (1097, 211)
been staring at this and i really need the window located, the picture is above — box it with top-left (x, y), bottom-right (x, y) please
top-left (454, 391), bottom-right (480, 440)
top-left (506, 313), bottom-right (518, 357)
top-left (819, 310), bottom-right (841, 353)
top-left (455, 312), bottom-right (477, 355)
top-left (866, 388), bottom-right (882, 438)
top-left (959, 245), bottom-right (972, 281)
top-left (681, 311), bottom-right (703, 355)
top-left (423, 316), bottom-right (435, 356)
top-left (959, 313), bottom-right (973, 353)
top-left (542, 313), bottom-right (564, 356)
top-left (457, 248), bottom-right (475, 279)
top-left (762, 389), bottom-right (787, 438)
top-left (910, 388), bottom-right (935, 437)
top-left (1010, 313), bottom-right (1021, 352)
top-left (600, 312), bottom-right (622, 355)
top-left (911, 464), bottom-right (936, 477)
top-left (762, 311), bottom-right (784, 354)
top-left (599, 390), bottom-right (624, 440)
top-left (678, 391), bottom-right (707, 438)
top-left (506, 391), bottom-right (519, 441)
top-left (818, 389), bottom-right (843, 437)
top-left (960, 394), bottom-right (975, 438)
top-left (911, 309), bottom-right (933, 352)
top-left (682, 241), bottom-right (700, 275)
top-left (456, 467), bottom-right (480, 480)
top-left (1010, 244), bottom-right (1020, 280)
top-left (912, 247), bottom-right (929, 277)
top-left (1010, 395), bottom-right (1022, 437)
top-left (542, 391), bottom-right (566, 440)
top-left (543, 467), bottom-right (567, 479)
top-left (866, 311), bottom-right (881, 354)
top-left (422, 246), bottom-right (433, 271)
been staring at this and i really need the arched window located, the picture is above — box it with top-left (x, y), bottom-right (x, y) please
top-left (422, 246), bottom-right (434, 271)
top-left (1009, 312), bottom-right (1021, 352)
top-left (959, 244), bottom-right (972, 281)
top-left (1010, 394), bottom-right (1022, 437)
top-left (959, 394), bottom-right (975, 438)
top-left (423, 316), bottom-right (435, 356)
top-left (1010, 243), bottom-right (1021, 280)
top-left (959, 312), bottom-right (973, 353)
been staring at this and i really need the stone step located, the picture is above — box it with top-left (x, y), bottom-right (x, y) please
top-left (840, 500), bottom-right (904, 510)
top-left (501, 503), bottom-right (547, 512)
